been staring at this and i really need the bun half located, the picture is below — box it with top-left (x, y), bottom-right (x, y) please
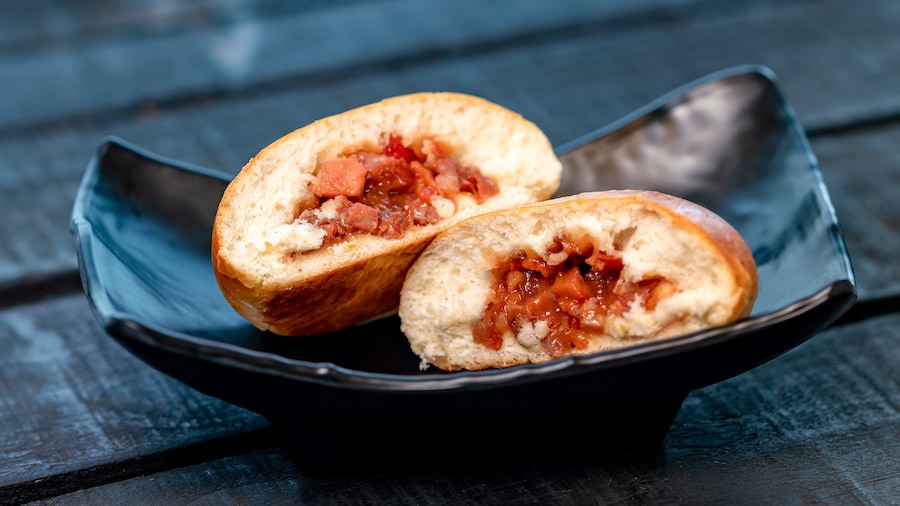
top-left (399, 190), bottom-right (758, 371)
top-left (212, 93), bottom-right (563, 335)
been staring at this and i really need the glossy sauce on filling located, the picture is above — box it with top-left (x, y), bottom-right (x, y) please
top-left (473, 236), bottom-right (665, 357)
top-left (300, 134), bottom-right (498, 245)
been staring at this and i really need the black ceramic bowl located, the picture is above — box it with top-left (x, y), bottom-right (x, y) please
top-left (71, 65), bottom-right (855, 466)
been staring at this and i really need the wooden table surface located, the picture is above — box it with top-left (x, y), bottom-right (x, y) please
top-left (2, 1), bottom-right (899, 504)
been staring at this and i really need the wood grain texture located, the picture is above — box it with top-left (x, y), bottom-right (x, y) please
top-left (0, 0), bottom-right (376, 52)
top-left (0, 293), bottom-right (268, 489)
top-left (0, 0), bottom-right (265, 48)
top-left (3, 0), bottom-right (899, 136)
top-left (14, 448), bottom-right (301, 506)
top-left (2, 0), bottom-right (900, 301)
top-left (812, 126), bottom-right (900, 300)
top-left (0, 0), bottom-right (693, 133)
top-left (664, 311), bottom-right (900, 504)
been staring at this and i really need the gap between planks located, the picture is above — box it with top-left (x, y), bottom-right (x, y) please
top-left (0, 427), bottom-right (279, 506)
top-left (0, 0), bottom-right (719, 139)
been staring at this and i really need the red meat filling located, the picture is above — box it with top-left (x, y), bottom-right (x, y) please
top-left (301, 134), bottom-right (498, 245)
top-left (473, 236), bottom-right (666, 357)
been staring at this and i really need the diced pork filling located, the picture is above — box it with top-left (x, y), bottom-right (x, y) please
top-left (300, 135), bottom-right (499, 245)
top-left (473, 236), bottom-right (668, 358)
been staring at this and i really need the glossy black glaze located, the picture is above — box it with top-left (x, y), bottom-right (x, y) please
top-left (70, 66), bottom-right (855, 464)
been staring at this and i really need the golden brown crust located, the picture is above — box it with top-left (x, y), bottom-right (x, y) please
top-left (212, 92), bottom-right (562, 335)
top-left (212, 196), bottom-right (432, 335)
top-left (242, 241), bottom-right (422, 335)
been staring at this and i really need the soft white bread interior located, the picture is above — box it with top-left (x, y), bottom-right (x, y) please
top-left (212, 92), bottom-right (562, 335)
top-left (399, 190), bottom-right (758, 371)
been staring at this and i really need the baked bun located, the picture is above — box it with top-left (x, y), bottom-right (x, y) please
top-left (212, 92), bottom-right (562, 335)
top-left (399, 190), bottom-right (758, 371)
